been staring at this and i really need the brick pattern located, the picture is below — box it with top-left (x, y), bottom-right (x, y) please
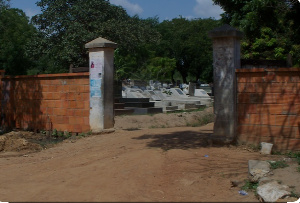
top-left (1, 73), bottom-right (90, 133)
top-left (236, 68), bottom-right (300, 151)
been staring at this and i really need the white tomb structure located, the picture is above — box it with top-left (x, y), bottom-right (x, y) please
top-left (191, 89), bottom-right (212, 106)
top-left (143, 90), bottom-right (161, 101)
top-left (121, 81), bottom-right (213, 112)
top-left (124, 88), bottom-right (147, 98)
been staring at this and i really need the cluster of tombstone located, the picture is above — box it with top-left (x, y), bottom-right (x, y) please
top-left (121, 80), bottom-right (213, 112)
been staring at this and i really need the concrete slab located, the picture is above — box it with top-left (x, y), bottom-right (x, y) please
top-left (257, 181), bottom-right (290, 202)
top-left (143, 90), bottom-right (161, 101)
top-left (248, 160), bottom-right (271, 182)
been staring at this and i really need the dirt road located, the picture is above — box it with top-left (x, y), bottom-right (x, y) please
top-left (0, 122), bottom-right (276, 202)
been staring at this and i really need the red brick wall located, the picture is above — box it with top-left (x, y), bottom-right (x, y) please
top-left (236, 68), bottom-right (300, 151)
top-left (1, 72), bottom-right (90, 133)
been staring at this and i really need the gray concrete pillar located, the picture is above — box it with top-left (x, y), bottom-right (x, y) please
top-left (208, 25), bottom-right (243, 139)
top-left (85, 37), bottom-right (118, 132)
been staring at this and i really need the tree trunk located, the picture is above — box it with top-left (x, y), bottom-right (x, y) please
top-left (171, 70), bottom-right (176, 85)
top-left (180, 71), bottom-right (188, 84)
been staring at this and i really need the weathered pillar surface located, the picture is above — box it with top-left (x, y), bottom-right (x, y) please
top-left (208, 24), bottom-right (243, 139)
top-left (85, 37), bottom-right (117, 132)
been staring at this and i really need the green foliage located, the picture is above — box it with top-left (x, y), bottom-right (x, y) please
top-left (273, 151), bottom-right (300, 172)
top-left (286, 151), bottom-right (300, 168)
top-left (156, 17), bottom-right (220, 83)
top-left (51, 129), bottom-right (58, 137)
top-left (0, 8), bottom-right (36, 75)
top-left (57, 131), bottom-right (64, 137)
top-left (77, 131), bottom-right (92, 137)
top-left (242, 27), bottom-right (289, 60)
top-left (268, 161), bottom-right (289, 169)
top-left (1, 0), bottom-right (219, 81)
top-left (145, 57), bottom-right (176, 81)
top-left (291, 190), bottom-right (300, 198)
top-left (51, 129), bottom-right (73, 139)
top-left (286, 151), bottom-right (300, 159)
top-left (241, 180), bottom-right (259, 192)
top-left (213, 0), bottom-right (300, 64)
top-left (290, 45), bottom-right (300, 67)
top-left (77, 133), bottom-right (87, 137)
top-left (64, 131), bottom-right (72, 138)
top-left (115, 44), bottom-right (176, 82)
top-left (163, 90), bottom-right (172, 95)
top-left (0, 0), bottom-right (10, 9)
top-left (30, 0), bottom-right (160, 74)
top-left (40, 130), bottom-right (47, 135)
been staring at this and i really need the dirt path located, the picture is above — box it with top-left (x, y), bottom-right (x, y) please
top-left (0, 122), bottom-right (279, 202)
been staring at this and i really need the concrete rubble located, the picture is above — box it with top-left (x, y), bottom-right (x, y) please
top-left (248, 160), bottom-right (292, 202)
top-left (257, 181), bottom-right (290, 202)
top-left (248, 160), bottom-right (271, 182)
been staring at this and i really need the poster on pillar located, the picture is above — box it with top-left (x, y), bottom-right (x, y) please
top-left (90, 55), bottom-right (103, 98)
top-left (90, 79), bottom-right (102, 98)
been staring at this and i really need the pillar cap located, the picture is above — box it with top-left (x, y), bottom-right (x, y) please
top-left (85, 37), bottom-right (118, 49)
top-left (208, 24), bottom-right (243, 39)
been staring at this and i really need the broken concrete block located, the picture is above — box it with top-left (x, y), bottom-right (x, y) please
top-left (257, 181), bottom-right (290, 202)
top-left (260, 142), bottom-right (273, 154)
top-left (248, 160), bottom-right (271, 182)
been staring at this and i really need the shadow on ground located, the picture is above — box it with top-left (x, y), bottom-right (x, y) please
top-left (133, 130), bottom-right (228, 151)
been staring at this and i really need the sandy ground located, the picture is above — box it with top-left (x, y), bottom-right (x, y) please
top-left (0, 108), bottom-right (299, 202)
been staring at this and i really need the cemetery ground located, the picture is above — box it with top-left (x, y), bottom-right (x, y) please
top-left (0, 107), bottom-right (299, 202)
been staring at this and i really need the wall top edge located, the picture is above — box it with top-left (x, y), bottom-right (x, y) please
top-left (236, 68), bottom-right (300, 73)
top-left (2, 72), bottom-right (90, 80)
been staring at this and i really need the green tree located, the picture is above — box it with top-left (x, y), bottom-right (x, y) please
top-left (0, 0), bottom-right (10, 9)
top-left (143, 56), bottom-right (176, 81)
top-left (114, 17), bottom-right (162, 81)
top-left (114, 43), bottom-right (176, 82)
top-left (30, 0), bottom-right (160, 73)
top-left (0, 8), bottom-right (36, 75)
top-left (186, 19), bottom-right (220, 83)
top-left (213, 0), bottom-right (300, 65)
top-left (157, 17), bottom-right (219, 83)
top-left (115, 44), bottom-right (154, 81)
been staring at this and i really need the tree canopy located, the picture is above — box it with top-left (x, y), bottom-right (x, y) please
top-left (213, 0), bottom-right (300, 66)
top-left (0, 0), bottom-right (10, 9)
top-left (156, 17), bottom-right (219, 83)
top-left (30, 0), bottom-right (161, 74)
top-left (1, 0), bottom-right (220, 83)
top-left (0, 8), bottom-right (36, 75)
top-left (115, 17), bottom-right (220, 83)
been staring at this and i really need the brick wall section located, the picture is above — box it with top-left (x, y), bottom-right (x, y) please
top-left (1, 72), bottom-right (90, 133)
top-left (236, 68), bottom-right (300, 151)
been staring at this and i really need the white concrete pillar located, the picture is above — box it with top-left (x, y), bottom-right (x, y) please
top-left (85, 37), bottom-right (117, 132)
